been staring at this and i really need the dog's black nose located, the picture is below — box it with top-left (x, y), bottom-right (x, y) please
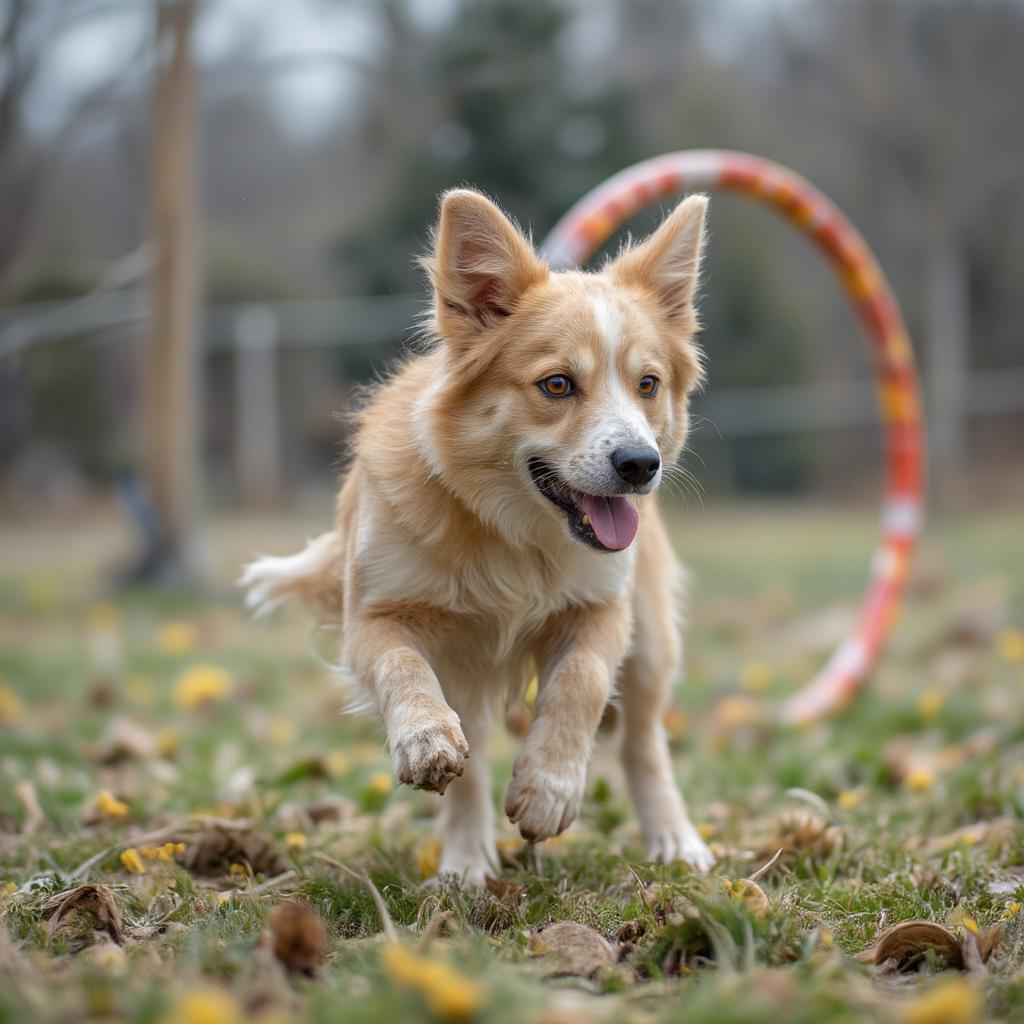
top-left (611, 445), bottom-right (661, 486)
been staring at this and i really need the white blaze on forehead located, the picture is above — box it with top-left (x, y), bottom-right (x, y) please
top-left (587, 289), bottom-right (657, 450)
top-left (589, 289), bottom-right (622, 354)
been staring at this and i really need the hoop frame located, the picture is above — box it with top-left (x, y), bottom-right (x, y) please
top-left (540, 150), bottom-right (924, 724)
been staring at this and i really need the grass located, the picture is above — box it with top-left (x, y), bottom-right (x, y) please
top-left (1, 502), bottom-right (1024, 1023)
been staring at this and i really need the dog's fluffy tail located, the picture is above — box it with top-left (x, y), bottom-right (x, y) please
top-left (239, 531), bottom-right (343, 621)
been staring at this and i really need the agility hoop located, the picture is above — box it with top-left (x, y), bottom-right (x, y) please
top-left (541, 150), bottom-right (924, 725)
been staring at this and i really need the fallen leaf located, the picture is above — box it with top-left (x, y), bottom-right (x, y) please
top-left (900, 978), bottom-right (982, 1024)
top-left (42, 883), bottom-right (123, 950)
top-left (528, 921), bottom-right (617, 980)
top-left (856, 919), bottom-right (1001, 974)
top-left (756, 809), bottom-right (842, 868)
top-left (92, 717), bottom-right (160, 763)
top-left (266, 901), bottom-right (325, 976)
top-left (182, 824), bottom-right (289, 877)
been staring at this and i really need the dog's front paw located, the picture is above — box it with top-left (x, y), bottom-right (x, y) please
top-left (391, 718), bottom-right (469, 795)
top-left (646, 820), bottom-right (715, 873)
top-left (504, 753), bottom-right (586, 843)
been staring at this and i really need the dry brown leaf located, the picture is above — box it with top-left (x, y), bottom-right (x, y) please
top-left (265, 901), bottom-right (325, 976)
top-left (182, 824), bottom-right (288, 877)
top-left (41, 883), bottom-right (123, 951)
top-left (92, 717), bottom-right (160, 763)
top-left (907, 818), bottom-right (1017, 858)
top-left (528, 921), bottom-right (616, 979)
top-left (856, 919), bottom-right (1002, 974)
top-left (756, 809), bottom-right (842, 868)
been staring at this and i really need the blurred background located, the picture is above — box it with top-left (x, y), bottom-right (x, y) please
top-left (0, 0), bottom-right (1022, 585)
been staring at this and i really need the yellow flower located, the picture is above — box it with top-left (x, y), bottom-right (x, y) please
top-left (838, 788), bottom-right (865, 809)
top-left (86, 603), bottom-right (119, 631)
top-left (368, 772), bottom-right (391, 795)
top-left (174, 664), bottom-right (231, 709)
top-left (25, 576), bottom-right (59, 614)
top-left (996, 627), bottom-right (1024, 663)
top-left (96, 790), bottom-right (130, 819)
top-left (157, 621), bottom-right (199, 656)
top-left (1001, 901), bottom-right (1020, 921)
top-left (381, 943), bottom-right (486, 1021)
top-left (415, 838), bottom-right (442, 880)
top-left (285, 832), bottom-right (307, 850)
top-left (0, 685), bottom-right (25, 725)
top-left (162, 987), bottom-right (243, 1024)
top-left (917, 687), bottom-right (945, 722)
top-left (900, 978), bottom-right (981, 1024)
top-left (905, 768), bottom-right (935, 792)
top-left (2, 880), bottom-right (17, 897)
top-left (739, 661), bottom-right (773, 693)
top-left (268, 718), bottom-right (297, 746)
top-left (326, 750), bottom-right (352, 777)
top-left (141, 842), bottom-right (186, 863)
top-left (158, 728), bottom-right (181, 756)
top-left (697, 822), bottom-right (717, 841)
top-left (120, 848), bottom-right (147, 874)
top-left (948, 905), bottom-right (980, 935)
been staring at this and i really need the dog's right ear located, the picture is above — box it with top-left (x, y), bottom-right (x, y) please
top-left (424, 189), bottom-right (547, 349)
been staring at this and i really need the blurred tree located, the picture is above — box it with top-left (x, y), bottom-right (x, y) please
top-left (332, 0), bottom-right (643, 296)
top-left (0, 0), bottom-right (145, 303)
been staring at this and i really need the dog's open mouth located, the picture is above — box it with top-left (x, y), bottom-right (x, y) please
top-left (528, 457), bottom-right (640, 551)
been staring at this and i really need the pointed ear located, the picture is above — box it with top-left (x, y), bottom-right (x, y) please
top-left (610, 194), bottom-right (708, 322)
top-left (424, 189), bottom-right (547, 348)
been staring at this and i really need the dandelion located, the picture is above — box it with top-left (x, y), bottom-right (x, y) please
top-left (996, 627), bottom-right (1024, 664)
top-left (285, 832), bottom-right (307, 850)
top-left (368, 772), bottom-right (391, 795)
top-left (1001, 901), bottom-right (1020, 921)
top-left (948, 905), bottom-right (980, 935)
top-left (739, 661), bottom-right (773, 693)
top-left (95, 789), bottom-right (130, 819)
top-left (173, 664), bottom-right (231, 709)
top-left (0, 684), bottom-right (25, 725)
top-left (382, 942), bottom-right (486, 1021)
top-left (268, 718), bottom-right (297, 746)
top-left (900, 978), bottom-right (981, 1024)
top-left (120, 848), bottom-right (147, 874)
top-left (838, 788), bottom-right (865, 809)
top-left (325, 750), bottom-right (351, 777)
top-left (162, 987), bottom-right (243, 1024)
top-left (157, 621), bottom-right (199, 656)
top-left (140, 842), bottom-right (186, 864)
top-left (905, 768), bottom-right (935, 792)
top-left (917, 687), bottom-right (945, 722)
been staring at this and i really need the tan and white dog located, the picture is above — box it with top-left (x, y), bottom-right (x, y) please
top-left (241, 188), bottom-right (714, 886)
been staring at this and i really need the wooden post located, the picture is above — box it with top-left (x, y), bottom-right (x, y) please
top-left (141, 0), bottom-right (200, 580)
top-left (234, 305), bottom-right (281, 507)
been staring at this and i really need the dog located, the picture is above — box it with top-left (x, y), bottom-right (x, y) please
top-left (241, 188), bottom-right (715, 886)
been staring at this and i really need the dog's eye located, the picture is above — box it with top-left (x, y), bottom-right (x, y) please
top-left (638, 375), bottom-right (660, 397)
top-left (538, 374), bottom-right (576, 398)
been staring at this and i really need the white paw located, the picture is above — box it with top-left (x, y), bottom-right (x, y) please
top-left (505, 754), bottom-right (586, 843)
top-left (429, 856), bottom-right (491, 892)
top-left (646, 820), bottom-right (715, 873)
top-left (391, 718), bottom-right (469, 795)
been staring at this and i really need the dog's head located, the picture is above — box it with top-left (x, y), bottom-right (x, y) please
top-left (420, 189), bottom-right (706, 553)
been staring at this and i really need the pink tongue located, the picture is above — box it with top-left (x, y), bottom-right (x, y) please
top-left (578, 494), bottom-right (639, 550)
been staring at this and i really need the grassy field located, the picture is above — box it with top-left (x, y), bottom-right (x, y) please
top-left (1, 503), bottom-right (1024, 1023)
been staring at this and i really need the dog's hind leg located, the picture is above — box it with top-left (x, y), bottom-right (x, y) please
top-left (435, 694), bottom-right (496, 890)
top-left (619, 512), bottom-right (714, 872)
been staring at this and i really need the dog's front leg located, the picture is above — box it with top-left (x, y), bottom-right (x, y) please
top-left (505, 599), bottom-right (631, 842)
top-left (347, 615), bottom-right (468, 794)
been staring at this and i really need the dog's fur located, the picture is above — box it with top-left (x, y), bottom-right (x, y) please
top-left (241, 189), bottom-right (714, 886)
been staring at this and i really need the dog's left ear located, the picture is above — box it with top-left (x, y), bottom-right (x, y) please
top-left (610, 194), bottom-right (707, 323)
top-left (426, 189), bottom-right (547, 349)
